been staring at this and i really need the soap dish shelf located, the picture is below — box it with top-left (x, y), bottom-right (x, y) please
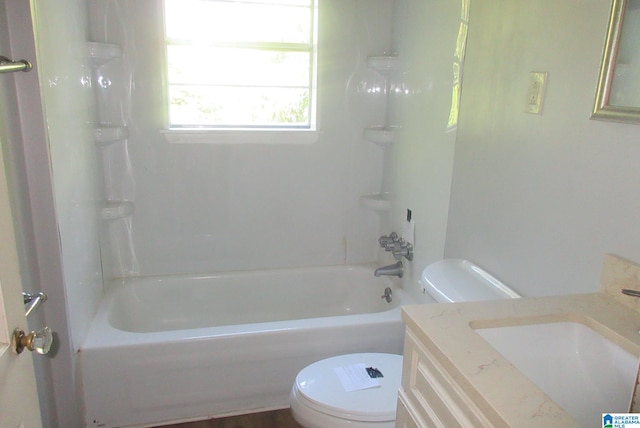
top-left (94, 125), bottom-right (128, 146)
top-left (87, 42), bottom-right (122, 67)
top-left (366, 55), bottom-right (402, 76)
top-left (360, 192), bottom-right (392, 212)
top-left (363, 126), bottom-right (398, 147)
top-left (101, 201), bottom-right (134, 220)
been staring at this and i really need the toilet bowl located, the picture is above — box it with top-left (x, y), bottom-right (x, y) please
top-left (290, 259), bottom-right (519, 427)
top-left (290, 353), bottom-right (402, 428)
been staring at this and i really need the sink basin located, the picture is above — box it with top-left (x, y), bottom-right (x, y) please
top-left (476, 321), bottom-right (638, 426)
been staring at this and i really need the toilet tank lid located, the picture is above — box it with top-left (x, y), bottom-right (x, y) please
top-left (420, 259), bottom-right (520, 303)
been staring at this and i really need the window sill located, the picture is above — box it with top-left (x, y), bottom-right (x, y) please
top-left (161, 129), bottom-right (322, 145)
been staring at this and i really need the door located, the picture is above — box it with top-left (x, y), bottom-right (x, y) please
top-left (0, 133), bottom-right (42, 427)
top-left (0, 74), bottom-right (43, 428)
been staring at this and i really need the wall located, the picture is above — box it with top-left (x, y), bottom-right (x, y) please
top-left (387, 0), bottom-right (467, 300)
top-left (445, 0), bottom-right (640, 296)
top-left (27, 0), bottom-right (104, 425)
top-left (89, 0), bottom-right (395, 279)
top-left (31, 0), bottom-right (103, 352)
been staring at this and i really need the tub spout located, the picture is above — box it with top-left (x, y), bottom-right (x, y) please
top-left (374, 261), bottom-right (404, 278)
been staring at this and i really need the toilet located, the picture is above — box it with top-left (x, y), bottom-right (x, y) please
top-left (420, 258), bottom-right (521, 303)
top-left (289, 258), bottom-right (520, 427)
top-left (290, 353), bottom-right (402, 428)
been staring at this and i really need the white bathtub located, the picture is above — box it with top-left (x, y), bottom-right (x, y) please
top-left (79, 264), bottom-right (412, 428)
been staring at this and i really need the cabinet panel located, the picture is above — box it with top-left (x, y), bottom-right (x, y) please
top-left (398, 389), bottom-right (448, 428)
top-left (401, 329), bottom-right (495, 428)
top-left (396, 392), bottom-right (421, 428)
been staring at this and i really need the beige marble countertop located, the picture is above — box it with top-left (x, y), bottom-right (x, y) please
top-left (401, 254), bottom-right (640, 427)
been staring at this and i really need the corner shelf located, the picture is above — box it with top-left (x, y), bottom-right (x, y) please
top-left (94, 125), bottom-right (128, 146)
top-left (87, 42), bottom-right (122, 67)
top-left (363, 126), bottom-right (399, 147)
top-left (360, 192), bottom-right (392, 212)
top-left (101, 201), bottom-right (134, 220)
top-left (359, 54), bottom-right (400, 215)
top-left (366, 55), bottom-right (402, 76)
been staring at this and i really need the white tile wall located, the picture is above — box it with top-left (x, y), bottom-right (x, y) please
top-left (387, 0), bottom-right (465, 301)
top-left (88, 0), bottom-right (395, 278)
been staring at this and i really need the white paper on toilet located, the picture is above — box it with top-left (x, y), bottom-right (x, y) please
top-left (333, 363), bottom-right (381, 392)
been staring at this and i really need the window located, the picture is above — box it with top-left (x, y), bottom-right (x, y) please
top-left (164, 0), bottom-right (317, 131)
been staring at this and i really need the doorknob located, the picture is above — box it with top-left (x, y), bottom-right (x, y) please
top-left (13, 326), bottom-right (53, 355)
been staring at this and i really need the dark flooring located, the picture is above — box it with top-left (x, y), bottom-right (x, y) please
top-left (157, 409), bottom-right (303, 428)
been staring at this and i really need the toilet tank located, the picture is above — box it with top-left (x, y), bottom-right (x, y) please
top-left (420, 259), bottom-right (520, 303)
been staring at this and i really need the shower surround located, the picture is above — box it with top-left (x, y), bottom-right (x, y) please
top-left (88, 0), bottom-right (394, 280)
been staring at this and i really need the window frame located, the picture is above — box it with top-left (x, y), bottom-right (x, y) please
top-left (161, 0), bottom-right (320, 144)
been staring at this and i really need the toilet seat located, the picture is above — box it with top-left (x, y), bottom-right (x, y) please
top-left (291, 353), bottom-right (402, 424)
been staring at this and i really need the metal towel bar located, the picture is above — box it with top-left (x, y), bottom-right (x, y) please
top-left (0, 55), bottom-right (32, 74)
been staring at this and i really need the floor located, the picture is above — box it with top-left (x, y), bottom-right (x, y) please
top-left (158, 409), bottom-right (303, 428)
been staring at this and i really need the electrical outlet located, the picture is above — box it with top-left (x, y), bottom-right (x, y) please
top-left (525, 71), bottom-right (547, 114)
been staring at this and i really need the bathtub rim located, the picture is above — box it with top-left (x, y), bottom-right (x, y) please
top-left (105, 262), bottom-right (390, 286)
top-left (80, 263), bottom-right (409, 350)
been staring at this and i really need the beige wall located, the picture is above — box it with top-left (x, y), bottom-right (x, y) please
top-left (445, 0), bottom-right (640, 296)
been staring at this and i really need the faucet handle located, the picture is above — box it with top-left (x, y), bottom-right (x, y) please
top-left (392, 241), bottom-right (414, 261)
top-left (378, 232), bottom-right (399, 247)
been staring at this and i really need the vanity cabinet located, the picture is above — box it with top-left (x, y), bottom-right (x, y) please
top-left (396, 328), bottom-right (500, 427)
top-left (395, 264), bottom-right (640, 428)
